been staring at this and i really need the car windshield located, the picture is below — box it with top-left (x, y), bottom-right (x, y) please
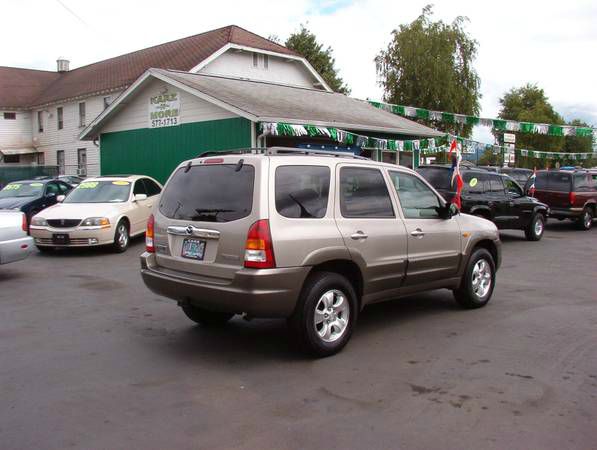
top-left (416, 168), bottom-right (452, 190)
top-left (0, 182), bottom-right (44, 198)
top-left (63, 180), bottom-right (131, 203)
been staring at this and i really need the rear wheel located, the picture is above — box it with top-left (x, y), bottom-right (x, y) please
top-left (577, 208), bottom-right (593, 230)
top-left (453, 248), bottom-right (496, 309)
top-left (288, 272), bottom-right (357, 357)
top-left (181, 304), bottom-right (234, 326)
top-left (525, 213), bottom-right (545, 241)
top-left (111, 220), bottom-right (129, 253)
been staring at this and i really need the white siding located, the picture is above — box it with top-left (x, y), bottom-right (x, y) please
top-left (0, 111), bottom-right (33, 148)
top-left (101, 79), bottom-right (237, 134)
top-left (30, 92), bottom-right (122, 176)
top-left (199, 50), bottom-right (318, 89)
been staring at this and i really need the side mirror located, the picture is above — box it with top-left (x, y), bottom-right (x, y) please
top-left (134, 194), bottom-right (148, 202)
top-left (56, 195), bottom-right (65, 203)
top-left (438, 203), bottom-right (459, 219)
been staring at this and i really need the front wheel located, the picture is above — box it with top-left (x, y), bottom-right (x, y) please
top-left (111, 221), bottom-right (129, 253)
top-left (577, 208), bottom-right (593, 230)
top-left (288, 272), bottom-right (357, 357)
top-left (181, 304), bottom-right (234, 326)
top-left (453, 248), bottom-right (496, 309)
top-left (525, 213), bottom-right (545, 241)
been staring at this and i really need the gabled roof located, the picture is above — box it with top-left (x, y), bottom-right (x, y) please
top-left (81, 69), bottom-right (443, 140)
top-left (0, 25), bottom-right (297, 109)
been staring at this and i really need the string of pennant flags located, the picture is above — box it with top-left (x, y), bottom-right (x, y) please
top-left (260, 122), bottom-right (597, 161)
top-left (367, 100), bottom-right (595, 138)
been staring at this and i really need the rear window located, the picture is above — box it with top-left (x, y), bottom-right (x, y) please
top-left (548, 172), bottom-right (572, 192)
top-left (275, 166), bottom-right (330, 218)
top-left (416, 168), bottom-right (452, 191)
top-left (573, 173), bottom-right (593, 192)
top-left (159, 164), bottom-right (254, 222)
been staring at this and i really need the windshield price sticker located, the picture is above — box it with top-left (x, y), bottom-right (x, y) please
top-left (469, 178), bottom-right (478, 187)
top-left (112, 181), bottom-right (130, 186)
top-left (4, 184), bottom-right (21, 190)
top-left (30, 183), bottom-right (44, 187)
top-left (79, 181), bottom-right (99, 189)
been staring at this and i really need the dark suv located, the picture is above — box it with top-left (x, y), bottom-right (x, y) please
top-left (526, 169), bottom-right (597, 230)
top-left (499, 167), bottom-right (533, 186)
top-left (417, 165), bottom-right (549, 240)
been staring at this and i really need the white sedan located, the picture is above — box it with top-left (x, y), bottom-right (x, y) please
top-left (30, 175), bottom-right (162, 253)
top-left (0, 211), bottom-right (34, 264)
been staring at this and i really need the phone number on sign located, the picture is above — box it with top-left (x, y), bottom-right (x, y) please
top-left (151, 117), bottom-right (179, 128)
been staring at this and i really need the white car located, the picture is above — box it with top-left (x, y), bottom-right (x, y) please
top-left (30, 175), bottom-right (162, 253)
top-left (0, 211), bottom-right (34, 264)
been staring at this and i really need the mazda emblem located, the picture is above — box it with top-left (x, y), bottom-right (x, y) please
top-left (186, 226), bottom-right (193, 235)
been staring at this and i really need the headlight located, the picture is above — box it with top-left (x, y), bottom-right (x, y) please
top-left (81, 217), bottom-right (110, 227)
top-left (31, 217), bottom-right (48, 226)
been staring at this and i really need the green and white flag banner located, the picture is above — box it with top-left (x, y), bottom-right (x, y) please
top-left (260, 122), bottom-right (596, 160)
top-left (368, 100), bottom-right (595, 138)
top-left (260, 122), bottom-right (449, 152)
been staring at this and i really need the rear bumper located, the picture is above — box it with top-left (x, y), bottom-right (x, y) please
top-left (140, 252), bottom-right (310, 318)
top-left (0, 236), bottom-right (34, 265)
top-left (549, 207), bottom-right (583, 219)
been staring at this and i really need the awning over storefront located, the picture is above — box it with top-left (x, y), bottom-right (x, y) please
top-left (0, 148), bottom-right (38, 156)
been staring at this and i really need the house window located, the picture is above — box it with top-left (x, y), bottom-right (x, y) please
top-left (3, 154), bottom-right (20, 163)
top-left (57, 150), bottom-right (65, 175)
top-left (37, 153), bottom-right (45, 165)
top-left (103, 96), bottom-right (111, 109)
top-left (38, 111), bottom-right (44, 132)
top-left (77, 148), bottom-right (87, 176)
top-left (3, 112), bottom-right (16, 120)
top-left (78, 102), bottom-right (86, 127)
top-left (57, 107), bottom-right (63, 130)
top-left (263, 54), bottom-right (269, 69)
top-left (253, 52), bottom-right (258, 67)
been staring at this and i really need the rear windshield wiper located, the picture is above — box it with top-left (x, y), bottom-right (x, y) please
top-left (288, 194), bottom-right (315, 218)
top-left (190, 208), bottom-right (234, 222)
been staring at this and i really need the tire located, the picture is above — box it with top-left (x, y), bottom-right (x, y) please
top-left (111, 220), bottom-right (129, 253)
top-left (36, 246), bottom-right (55, 253)
top-left (288, 272), bottom-right (358, 357)
top-left (181, 304), bottom-right (234, 326)
top-left (576, 208), bottom-right (593, 231)
top-left (453, 248), bottom-right (496, 309)
top-left (525, 213), bottom-right (545, 241)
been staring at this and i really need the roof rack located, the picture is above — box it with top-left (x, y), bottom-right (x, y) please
top-left (196, 147), bottom-right (369, 160)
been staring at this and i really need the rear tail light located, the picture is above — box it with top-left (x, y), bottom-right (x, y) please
top-left (146, 214), bottom-right (155, 253)
top-left (22, 213), bottom-right (27, 232)
top-left (569, 192), bottom-right (576, 205)
top-left (244, 219), bottom-right (276, 269)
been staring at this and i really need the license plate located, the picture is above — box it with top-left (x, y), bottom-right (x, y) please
top-left (52, 233), bottom-right (70, 245)
top-left (181, 238), bottom-right (206, 260)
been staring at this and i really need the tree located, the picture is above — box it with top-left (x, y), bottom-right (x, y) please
top-left (285, 25), bottom-right (350, 95)
top-left (376, 5), bottom-right (481, 137)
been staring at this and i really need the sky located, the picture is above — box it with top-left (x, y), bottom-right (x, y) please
top-left (2, 0), bottom-right (596, 144)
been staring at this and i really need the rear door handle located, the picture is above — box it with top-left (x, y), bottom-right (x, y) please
top-left (410, 229), bottom-right (425, 238)
top-left (350, 231), bottom-right (368, 240)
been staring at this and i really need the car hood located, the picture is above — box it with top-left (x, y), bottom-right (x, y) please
top-left (37, 202), bottom-right (127, 220)
top-left (0, 196), bottom-right (35, 210)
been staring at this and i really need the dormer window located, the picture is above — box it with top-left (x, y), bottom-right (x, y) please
top-left (252, 52), bottom-right (269, 70)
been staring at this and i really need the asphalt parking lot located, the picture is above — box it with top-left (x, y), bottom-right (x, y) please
top-left (1, 221), bottom-right (596, 450)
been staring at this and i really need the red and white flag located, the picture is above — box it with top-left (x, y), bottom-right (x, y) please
top-left (449, 139), bottom-right (463, 209)
top-left (528, 167), bottom-right (537, 197)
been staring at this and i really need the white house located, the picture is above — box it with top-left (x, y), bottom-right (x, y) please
top-left (0, 25), bottom-right (331, 176)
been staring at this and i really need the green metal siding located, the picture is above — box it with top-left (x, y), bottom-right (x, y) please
top-left (100, 118), bottom-right (252, 184)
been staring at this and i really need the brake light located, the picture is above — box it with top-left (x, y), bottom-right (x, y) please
top-left (569, 192), bottom-right (576, 205)
top-left (146, 214), bottom-right (155, 253)
top-left (244, 219), bottom-right (276, 269)
top-left (204, 158), bottom-right (224, 164)
top-left (22, 213), bottom-right (27, 232)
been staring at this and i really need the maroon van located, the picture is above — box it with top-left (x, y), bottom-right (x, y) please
top-left (527, 169), bottom-right (597, 230)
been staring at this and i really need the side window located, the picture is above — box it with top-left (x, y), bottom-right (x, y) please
top-left (45, 183), bottom-right (59, 196)
top-left (275, 166), bottom-right (330, 219)
top-left (133, 180), bottom-right (147, 196)
top-left (463, 173), bottom-right (484, 194)
top-left (534, 172), bottom-right (548, 190)
top-left (489, 175), bottom-right (505, 194)
top-left (504, 178), bottom-right (523, 197)
top-left (573, 173), bottom-right (592, 192)
top-left (389, 171), bottom-right (441, 219)
top-left (548, 172), bottom-right (571, 191)
top-left (143, 179), bottom-right (162, 197)
top-left (340, 167), bottom-right (394, 218)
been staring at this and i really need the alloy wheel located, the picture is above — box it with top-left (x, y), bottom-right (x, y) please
top-left (313, 289), bottom-right (350, 343)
